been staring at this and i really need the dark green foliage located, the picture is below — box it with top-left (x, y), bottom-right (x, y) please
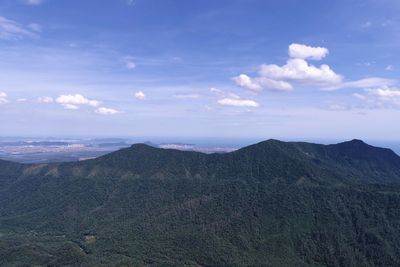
top-left (1, 139), bottom-right (400, 266)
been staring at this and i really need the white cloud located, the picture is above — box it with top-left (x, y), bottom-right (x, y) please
top-left (326, 77), bottom-right (396, 90)
top-left (126, 61), bottom-right (136, 69)
top-left (56, 94), bottom-right (101, 109)
top-left (234, 43), bottom-right (394, 92)
top-left (126, 0), bottom-right (136, 6)
top-left (327, 104), bottom-right (350, 111)
top-left (0, 92), bottom-right (8, 104)
top-left (134, 91), bottom-right (146, 100)
top-left (289, 43), bottom-right (329, 60)
top-left (234, 58), bottom-right (342, 91)
top-left (259, 59), bottom-right (343, 86)
top-left (0, 16), bottom-right (38, 40)
top-left (209, 87), bottom-right (224, 95)
top-left (122, 56), bottom-right (136, 69)
top-left (354, 86), bottom-right (400, 108)
top-left (386, 65), bottom-right (394, 71)
top-left (37, 96), bottom-right (54, 103)
top-left (95, 107), bottom-right (120, 115)
top-left (353, 93), bottom-right (366, 100)
top-left (368, 87), bottom-right (400, 98)
top-left (232, 74), bottom-right (262, 91)
top-left (28, 23), bottom-right (42, 32)
top-left (25, 0), bottom-right (45, 5)
top-left (63, 104), bottom-right (79, 110)
top-left (218, 98), bottom-right (259, 107)
top-left (362, 21), bottom-right (372, 28)
top-left (209, 88), bottom-right (259, 108)
top-left (174, 93), bottom-right (201, 99)
top-left (233, 74), bottom-right (293, 92)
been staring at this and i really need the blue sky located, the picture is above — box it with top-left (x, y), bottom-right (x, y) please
top-left (0, 0), bottom-right (399, 141)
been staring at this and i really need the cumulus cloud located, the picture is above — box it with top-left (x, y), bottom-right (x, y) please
top-left (218, 98), bottom-right (259, 107)
top-left (234, 43), bottom-right (394, 92)
top-left (0, 92), bottom-right (8, 104)
top-left (234, 58), bottom-right (342, 91)
top-left (35, 93), bottom-right (120, 114)
top-left (232, 74), bottom-right (262, 91)
top-left (56, 94), bottom-right (101, 109)
top-left (95, 107), bottom-right (120, 115)
top-left (233, 74), bottom-right (294, 92)
top-left (259, 58), bottom-right (342, 86)
top-left (210, 88), bottom-right (259, 108)
top-left (0, 16), bottom-right (38, 40)
top-left (288, 43), bottom-right (329, 60)
top-left (134, 91), bottom-right (146, 100)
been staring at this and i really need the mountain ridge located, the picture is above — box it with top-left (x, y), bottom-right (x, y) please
top-left (1, 139), bottom-right (400, 266)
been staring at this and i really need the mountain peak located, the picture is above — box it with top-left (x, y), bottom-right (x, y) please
top-left (337, 139), bottom-right (368, 147)
top-left (129, 143), bottom-right (157, 150)
top-left (349, 139), bottom-right (366, 144)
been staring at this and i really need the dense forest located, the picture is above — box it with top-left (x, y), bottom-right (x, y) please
top-left (1, 139), bottom-right (400, 266)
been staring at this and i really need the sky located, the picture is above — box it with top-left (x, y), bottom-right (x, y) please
top-left (0, 0), bottom-right (400, 141)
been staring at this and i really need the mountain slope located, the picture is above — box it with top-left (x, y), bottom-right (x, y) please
top-left (1, 140), bottom-right (400, 266)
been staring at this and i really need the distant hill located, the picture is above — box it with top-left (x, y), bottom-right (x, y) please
top-left (1, 139), bottom-right (400, 266)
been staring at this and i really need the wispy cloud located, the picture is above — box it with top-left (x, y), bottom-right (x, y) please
top-left (386, 65), bottom-right (394, 71)
top-left (0, 16), bottom-right (39, 40)
top-left (25, 0), bottom-right (45, 5)
top-left (122, 56), bottom-right (136, 69)
top-left (354, 86), bottom-right (400, 109)
top-left (361, 21), bottom-right (372, 28)
top-left (218, 98), bottom-right (259, 107)
top-left (173, 93), bottom-right (201, 99)
top-left (37, 96), bottom-right (54, 103)
top-left (0, 92), bottom-right (8, 104)
top-left (126, 0), bottom-right (136, 6)
top-left (28, 23), bottom-right (42, 32)
top-left (326, 78), bottom-right (396, 91)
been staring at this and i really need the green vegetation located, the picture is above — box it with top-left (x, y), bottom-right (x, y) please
top-left (1, 139), bottom-right (400, 266)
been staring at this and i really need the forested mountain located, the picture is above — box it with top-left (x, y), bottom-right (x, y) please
top-left (1, 139), bottom-right (400, 266)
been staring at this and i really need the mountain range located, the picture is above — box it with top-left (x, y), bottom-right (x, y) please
top-left (1, 139), bottom-right (400, 266)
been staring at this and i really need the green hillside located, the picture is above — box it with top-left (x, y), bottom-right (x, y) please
top-left (1, 139), bottom-right (400, 266)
